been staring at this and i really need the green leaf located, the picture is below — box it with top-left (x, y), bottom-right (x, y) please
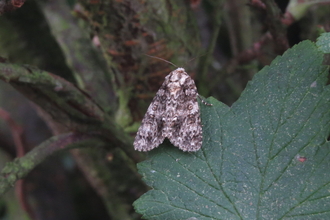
top-left (316, 32), bottom-right (330, 53)
top-left (133, 40), bottom-right (330, 219)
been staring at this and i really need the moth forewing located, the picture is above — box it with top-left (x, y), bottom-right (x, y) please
top-left (134, 67), bottom-right (207, 152)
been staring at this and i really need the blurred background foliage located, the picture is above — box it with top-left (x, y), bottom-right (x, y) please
top-left (0, 0), bottom-right (329, 219)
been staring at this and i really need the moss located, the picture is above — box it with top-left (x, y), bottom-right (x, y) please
top-left (1, 162), bottom-right (16, 174)
top-left (20, 158), bottom-right (34, 170)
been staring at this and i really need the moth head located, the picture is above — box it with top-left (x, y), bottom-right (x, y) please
top-left (169, 68), bottom-right (189, 83)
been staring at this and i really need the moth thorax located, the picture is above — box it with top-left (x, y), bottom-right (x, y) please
top-left (168, 82), bottom-right (181, 94)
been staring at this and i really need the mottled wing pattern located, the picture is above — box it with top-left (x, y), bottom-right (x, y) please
top-left (133, 80), bottom-right (168, 151)
top-left (134, 67), bottom-right (203, 152)
top-left (167, 73), bottom-right (202, 152)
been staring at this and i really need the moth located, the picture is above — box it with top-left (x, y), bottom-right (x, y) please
top-left (134, 67), bottom-right (210, 152)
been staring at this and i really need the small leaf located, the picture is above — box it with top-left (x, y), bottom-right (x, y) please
top-left (134, 40), bottom-right (330, 219)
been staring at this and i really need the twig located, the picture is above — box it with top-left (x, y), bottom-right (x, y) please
top-left (0, 133), bottom-right (107, 195)
top-left (0, 62), bottom-right (141, 163)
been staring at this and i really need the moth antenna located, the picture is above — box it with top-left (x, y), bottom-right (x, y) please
top-left (144, 54), bottom-right (178, 68)
top-left (184, 53), bottom-right (208, 67)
